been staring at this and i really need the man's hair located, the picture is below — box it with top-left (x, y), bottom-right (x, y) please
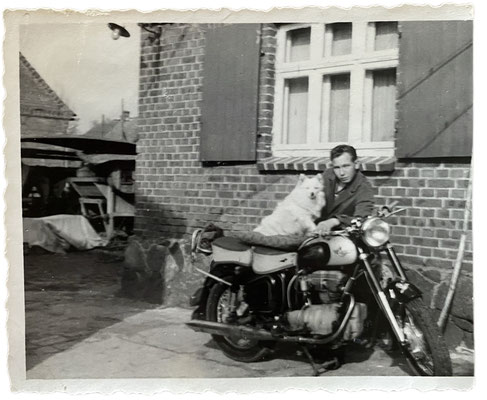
top-left (330, 144), bottom-right (358, 162)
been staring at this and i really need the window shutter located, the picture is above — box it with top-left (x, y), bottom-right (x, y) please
top-left (396, 21), bottom-right (472, 158)
top-left (200, 24), bottom-right (261, 162)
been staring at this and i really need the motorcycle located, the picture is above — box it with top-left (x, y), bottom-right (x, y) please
top-left (186, 204), bottom-right (452, 376)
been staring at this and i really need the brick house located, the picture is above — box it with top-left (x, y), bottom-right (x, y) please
top-left (128, 21), bottom-right (473, 348)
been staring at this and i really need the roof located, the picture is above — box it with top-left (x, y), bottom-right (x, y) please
top-left (21, 135), bottom-right (136, 168)
top-left (21, 142), bottom-right (82, 168)
top-left (21, 135), bottom-right (136, 155)
top-left (83, 118), bottom-right (138, 143)
top-left (19, 52), bottom-right (77, 121)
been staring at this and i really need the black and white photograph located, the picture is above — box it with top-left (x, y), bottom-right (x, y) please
top-left (2, 2), bottom-right (478, 393)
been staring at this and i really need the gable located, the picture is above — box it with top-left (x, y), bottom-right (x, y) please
top-left (19, 53), bottom-right (76, 121)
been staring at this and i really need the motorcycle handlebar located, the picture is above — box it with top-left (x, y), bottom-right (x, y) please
top-left (311, 228), bottom-right (353, 238)
top-left (313, 205), bottom-right (408, 238)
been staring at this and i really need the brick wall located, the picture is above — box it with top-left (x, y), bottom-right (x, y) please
top-left (134, 23), bottom-right (473, 345)
top-left (136, 23), bottom-right (472, 270)
top-left (135, 23), bottom-right (281, 237)
top-left (371, 163), bottom-right (472, 272)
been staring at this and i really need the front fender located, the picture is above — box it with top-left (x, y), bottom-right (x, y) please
top-left (387, 279), bottom-right (422, 303)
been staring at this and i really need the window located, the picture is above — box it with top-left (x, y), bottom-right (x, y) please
top-left (274, 22), bottom-right (399, 157)
top-left (325, 23), bottom-right (352, 56)
top-left (374, 22), bottom-right (399, 51)
top-left (323, 73), bottom-right (351, 142)
top-left (286, 27), bottom-right (311, 62)
top-left (284, 77), bottom-right (309, 144)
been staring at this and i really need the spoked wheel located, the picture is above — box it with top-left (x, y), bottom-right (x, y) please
top-left (394, 298), bottom-right (452, 376)
top-left (206, 281), bottom-right (274, 362)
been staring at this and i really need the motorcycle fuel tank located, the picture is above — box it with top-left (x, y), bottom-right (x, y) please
top-left (298, 236), bottom-right (358, 270)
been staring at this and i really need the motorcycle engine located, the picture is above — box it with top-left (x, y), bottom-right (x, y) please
top-left (285, 270), bottom-right (367, 338)
top-left (305, 270), bottom-right (347, 303)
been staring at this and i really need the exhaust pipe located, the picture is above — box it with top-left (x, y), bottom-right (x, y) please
top-left (186, 295), bottom-right (356, 345)
top-left (186, 319), bottom-right (346, 345)
top-left (186, 320), bottom-right (274, 341)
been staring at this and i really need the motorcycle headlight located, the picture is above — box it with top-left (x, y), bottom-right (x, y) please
top-left (361, 217), bottom-right (390, 248)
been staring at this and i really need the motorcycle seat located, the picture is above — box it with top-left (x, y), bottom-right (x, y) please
top-left (230, 231), bottom-right (306, 252)
top-left (212, 237), bottom-right (253, 266)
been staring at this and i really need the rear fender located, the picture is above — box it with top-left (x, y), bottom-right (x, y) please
top-left (189, 263), bottom-right (239, 318)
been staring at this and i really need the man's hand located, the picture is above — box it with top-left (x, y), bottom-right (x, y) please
top-left (315, 218), bottom-right (340, 235)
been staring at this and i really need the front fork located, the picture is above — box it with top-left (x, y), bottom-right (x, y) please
top-left (385, 243), bottom-right (407, 281)
top-left (359, 246), bottom-right (406, 344)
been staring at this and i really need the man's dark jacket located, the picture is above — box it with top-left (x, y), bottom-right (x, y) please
top-left (317, 168), bottom-right (375, 226)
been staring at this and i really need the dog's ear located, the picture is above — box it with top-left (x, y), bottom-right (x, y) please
top-left (316, 173), bottom-right (324, 184)
top-left (297, 174), bottom-right (306, 186)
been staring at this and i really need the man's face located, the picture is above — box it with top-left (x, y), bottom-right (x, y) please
top-left (331, 153), bottom-right (359, 184)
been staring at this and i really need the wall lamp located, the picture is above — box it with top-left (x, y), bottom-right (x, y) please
top-left (137, 23), bottom-right (163, 42)
top-left (108, 23), bottom-right (131, 40)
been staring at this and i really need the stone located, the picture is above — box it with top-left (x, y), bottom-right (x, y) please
top-left (169, 241), bottom-right (185, 271)
top-left (464, 332), bottom-right (474, 349)
top-left (452, 316), bottom-right (473, 333)
top-left (435, 274), bottom-right (473, 321)
top-left (146, 244), bottom-right (169, 272)
top-left (422, 269), bottom-right (442, 283)
top-left (157, 238), bottom-right (172, 247)
top-left (120, 268), bottom-right (165, 305)
top-left (124, 240), bottom-right (147, 271)
top-left (142, 271), bottom-right (165, 304)
top-left (120, 269), bottom-right (147, 299)
top-left (120, 237), bottom-right (205, 306)
top-left (164, 254), bottom-right (180, 284)
top-left (163, 241), bottom-right (208, 308)
top-left (404, 269), bottom-right (437, 308)
top-left (442, 319), bottom-right (465, 350)
top-left (164, 271), bottom-right (204, 308)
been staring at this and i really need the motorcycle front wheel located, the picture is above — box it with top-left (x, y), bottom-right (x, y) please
top-left (393, 298), bottom-right (452, 376)
top-left (206, 281), bottom-right (274, 362)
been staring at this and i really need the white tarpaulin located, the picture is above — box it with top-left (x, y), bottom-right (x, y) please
top-left (23, 214), bottom-right (108, 253)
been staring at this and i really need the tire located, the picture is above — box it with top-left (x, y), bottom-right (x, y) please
top-left (394, 298), bottom-right (452, 376)
top-left (206, 281), bottom-right (274, 362)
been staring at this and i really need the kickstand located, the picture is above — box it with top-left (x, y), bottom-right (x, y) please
top-left (301, 345), bottom-right (320, 376)
top-left (300, 345), bottom-right (341, 376)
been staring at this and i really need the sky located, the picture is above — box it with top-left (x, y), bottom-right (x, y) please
top-left (19, 22), bottom-right (141, 134)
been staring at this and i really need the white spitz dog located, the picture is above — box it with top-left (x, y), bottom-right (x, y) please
top-left (254, 173), bottom-right (326, 236)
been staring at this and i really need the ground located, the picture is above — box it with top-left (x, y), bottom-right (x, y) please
top-left (23, 250), bottom-right (474, 379)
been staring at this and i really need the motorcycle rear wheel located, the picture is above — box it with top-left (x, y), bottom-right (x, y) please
top-left (206, 281), bottom-right (274, 362)
top-left (394, 298), bottom-right (452, 376)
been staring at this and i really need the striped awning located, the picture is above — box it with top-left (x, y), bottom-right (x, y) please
top-left (257, 156), bottom-right (396, 172)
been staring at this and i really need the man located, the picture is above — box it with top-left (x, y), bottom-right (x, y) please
top-left (316, 145), bottom-right (375, 234)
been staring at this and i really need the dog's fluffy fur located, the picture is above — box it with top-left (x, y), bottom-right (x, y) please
top-left (254, 173), bottom-right (326, 236)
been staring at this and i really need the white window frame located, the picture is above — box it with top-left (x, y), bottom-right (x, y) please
top-left (273, 22), bottom-right (399, 157)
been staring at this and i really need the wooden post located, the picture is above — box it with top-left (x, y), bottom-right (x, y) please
top-left (106, 184), bottom-right (115, 240)
top-left (121, 99), bottom-right (127, 142)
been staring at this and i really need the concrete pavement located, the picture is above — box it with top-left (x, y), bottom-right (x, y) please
top-left (28, 307), bottom-right (415, 379)
top-left (24, 251), bottom-right (474, 379)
